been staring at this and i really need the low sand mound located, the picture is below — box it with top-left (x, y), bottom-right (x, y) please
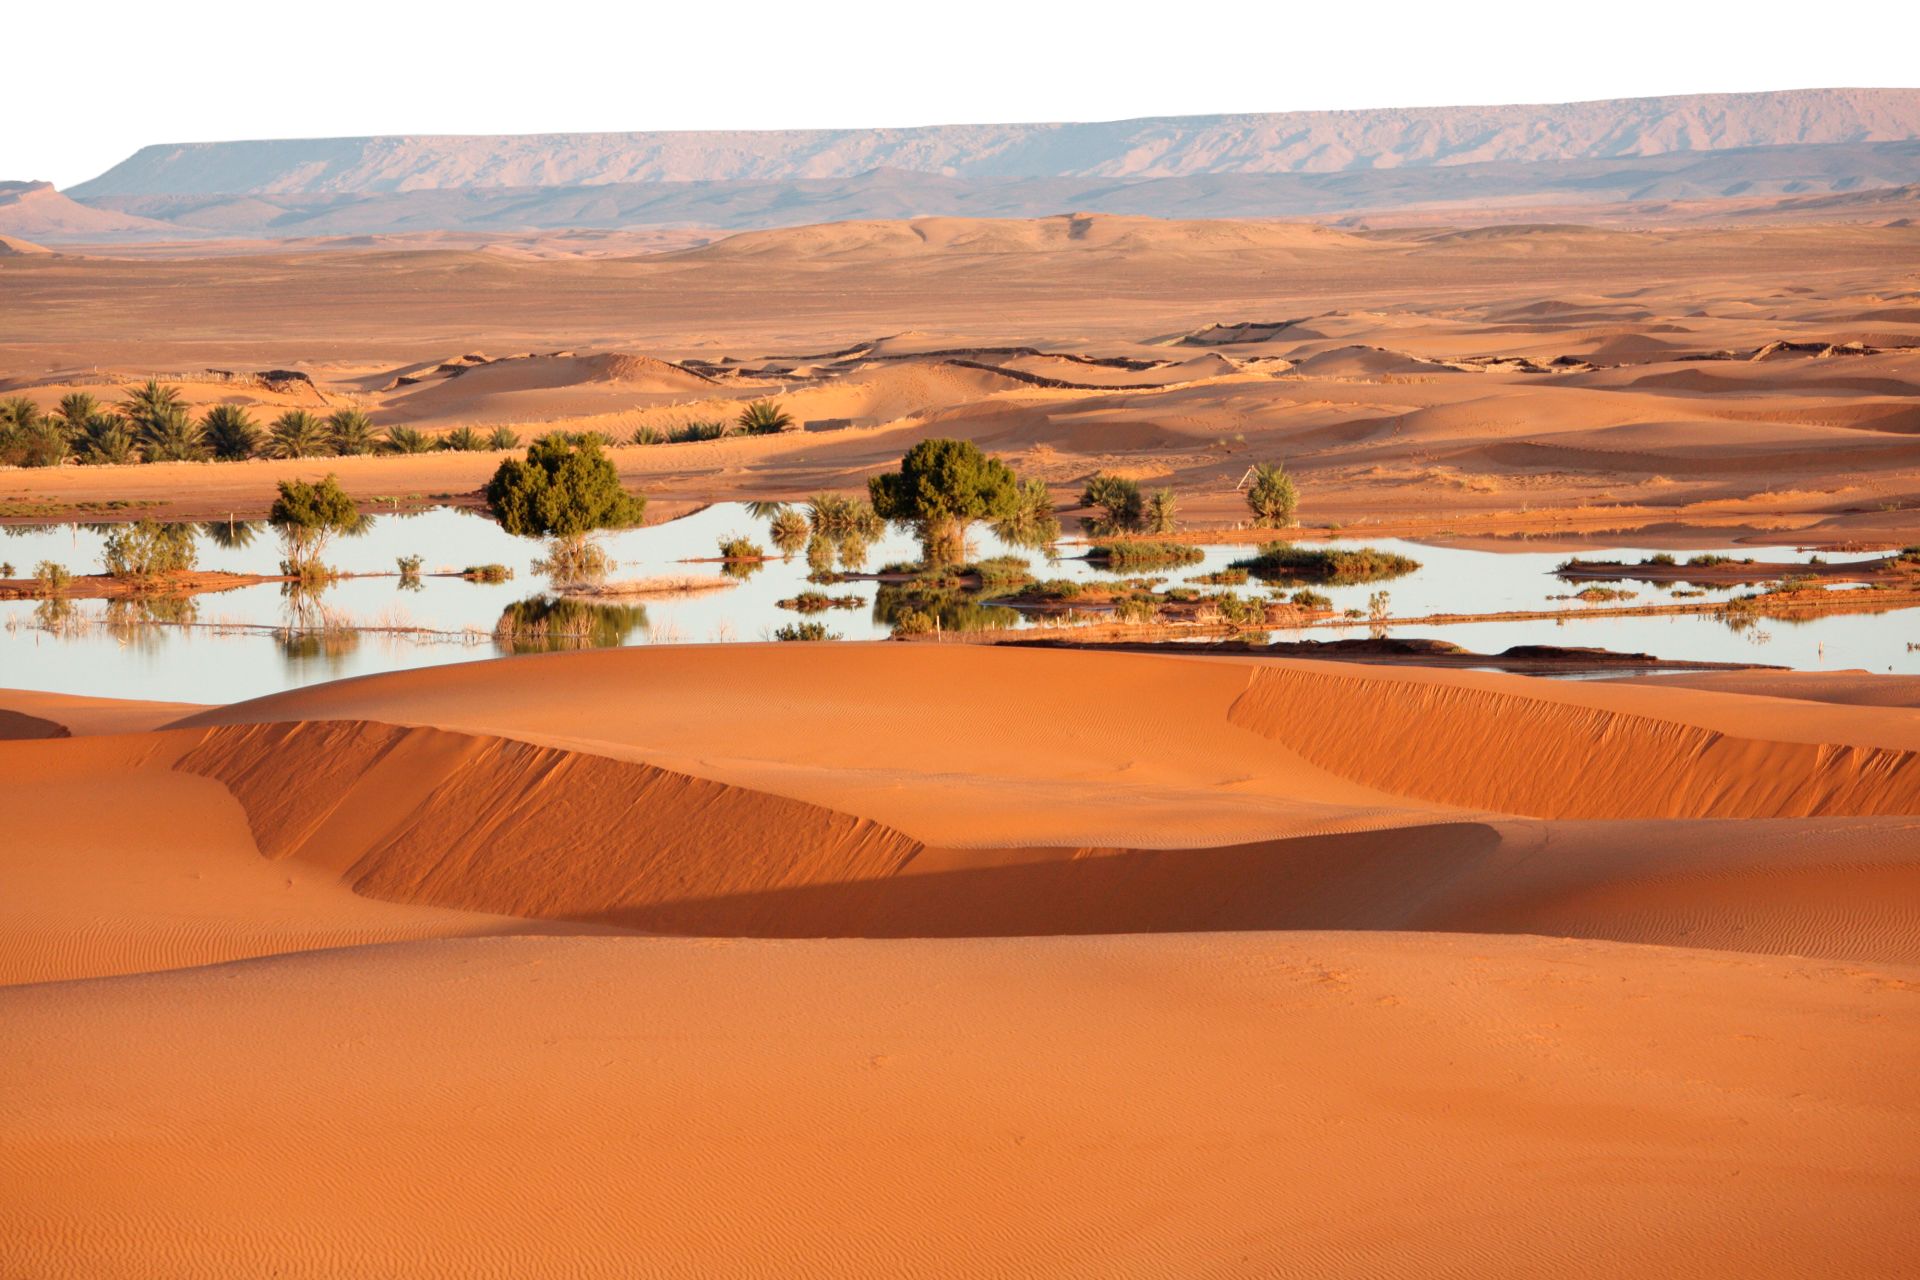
top-left (1288, 344), bottom-right (1452, 378)
top-left (0, 233), bottom-right (52, 256)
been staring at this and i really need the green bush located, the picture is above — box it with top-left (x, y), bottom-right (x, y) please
top-left (269, 475), bottom-right (359, 572)
top-left (1114, 595), bottom-right (1159, 624)
top-left (485, 436), bottom-right (645, 547)
top-left (102, 521), bottom-right (198, 579)
top-left (1087, 541), bottom-right (1204, 570)
top-left (968, 555), bottom-right (1033, 587)
top-left (1289, 588), bottom-right (1333, 610)
top-left (774, 621), bottom-right (836, 641)
top-left (717, 535), bottom-right (764, 561)
top-left (777, 591), bottom-right (863, 613)
top-left (671, 419), bottom-right (728, 443)
top-left (1233, 542), bottom-right (1419, 584)
top-left (462, 564), bottom-right (512, 583)
top-left (630, 424), bottom-right (664, 446)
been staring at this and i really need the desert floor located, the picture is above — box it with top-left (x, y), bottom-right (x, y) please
top-left (2, 644), bottom-right (1918, 1277)
top-left (5, 214), bottom-right (1920, 1275)
top-left (3, 214), bottom-right (1919, 545)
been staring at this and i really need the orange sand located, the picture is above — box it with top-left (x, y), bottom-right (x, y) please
top-left (3, 644), bottom-right (1917, 1276)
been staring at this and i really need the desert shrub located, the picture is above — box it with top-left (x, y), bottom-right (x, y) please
top-left (1289, 588), bottom-right (1333, 610)
top-left (102, 521), bottom-right (198, 579)
top-left (1245, 462), bottom-right (1298, 528)
top-left (1211, 591), bottom-right (1268, 627)
top-left (1079, 472), bottom-right (1145, 535)
top-left (890, 608), bottom-right (938, 637)
top-left (774, 621), bottom-right (836, 641)
top-left (769, 506), bottom-right (810, 555)
top-left (968, 555), bottom-right (1032, 588)
top-left (1193, 567), bottom-right (1249, 586)
top-left (1687, 553), bottom-right (1733, 568)
top-left (671, 419), bottom-right (727, 443)
top-left (396, 555), bottom-right (424, 589)
top-left (1114, 595), bottom-right (1159, 624)
top-left (1086, 541), bottom-right (1204, 570)
top-left (737, 400), bottom-right (794, 435)
top-left (488, 426), bottom-right (522, 451)
top-left (441, 426), bottom-right (486, 453)
top-left (1233, 541), bottom-right (1419, 584)
top-left (1026, 578), bottom-right (1084, 600)
top-left (382, 425), bottom-right (435, 454)
top-left (33, 561), bottom-right (72, 597)
top-left (202, 405), bottom-right (262, 460)
top-left (0, 562), bottom-right (11, 578)
top-left (462, 563), bottom-right (512, 583)
top-left (717, 535), bottom-right (764, 561)
top-left (1644, 552), bottom-right (1677, 567)
top-left (326, 408), bottom-right (378, 456)
top-left (1574, 585), bottom-right (1636, 603)
top-left (868, 438), bottom-right (1025, 566)
top-left (630, 424), bottom-right (663, 446)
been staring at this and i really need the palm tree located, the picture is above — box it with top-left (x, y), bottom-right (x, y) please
top-left (139, 404), bottom-right (209, 462)
top-left (267, 410), bottom-right (330, 459)
top-left (487, 426), bottom-right (521, 450)
top-left (326, 407), bottom-right (377, 456)
top-left (382, 425), bottom-right (434, 454)
top-left (74, 413), bottom-right (139, 465)
top-left (441, 426), bottom-right (485, 452)
top-left (736, 400), bottom-right (795, 435)
top-left (55, 392), bottom-right (101, 432)
top-left (1146, 488), bottom-right (1178, 535)
top-left (119, 380), bottom-right (186, 433)
top-left (202, 405), bottom-right (262, 461)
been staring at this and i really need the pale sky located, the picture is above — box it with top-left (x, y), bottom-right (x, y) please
top-left (9, 0), bottom-right (1918, 188)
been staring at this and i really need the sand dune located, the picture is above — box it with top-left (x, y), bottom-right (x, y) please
top-left (5, 644), bottom-right (1920, 1274)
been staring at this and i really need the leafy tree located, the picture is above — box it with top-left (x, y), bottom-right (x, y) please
top-left (1245, 462), bottom-right (1299, 529)
top-left (267, 410), bottom-right (330, 459)
top-left (484, 436), bottom-right (646, 574)
top-left (269, 474), bottom-right (359, 573)
top-left (326, 408), bottom-right (377, 456)
top-left (737, 400), bottom-right (795, 435)
top-left (1079, 472), bottom-right (1144, 536)
top-left (868, 438), bottom-right (1023, 565)
top-left (202, 404), bottom-right (262, 461)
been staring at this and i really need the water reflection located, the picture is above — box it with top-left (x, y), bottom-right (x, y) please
top-left (493, 595), bottom-right (650, 654)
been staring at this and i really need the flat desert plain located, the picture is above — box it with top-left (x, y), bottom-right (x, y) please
top-left (4, 212), bottom-right (1920, 1277)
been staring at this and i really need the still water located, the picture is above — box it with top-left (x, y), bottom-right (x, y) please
top-left (1, 504), bottom-right (1913, 704)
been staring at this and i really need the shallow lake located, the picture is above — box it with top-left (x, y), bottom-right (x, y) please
top-left (1, 503), bottom-right (1914, 703)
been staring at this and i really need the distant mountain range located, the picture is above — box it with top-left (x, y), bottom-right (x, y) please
top-left (13, 89), bottom-right (1920, 243)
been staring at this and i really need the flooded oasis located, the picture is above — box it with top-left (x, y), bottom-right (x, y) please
top-left (4, 501), bottom-right (1917, 703)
